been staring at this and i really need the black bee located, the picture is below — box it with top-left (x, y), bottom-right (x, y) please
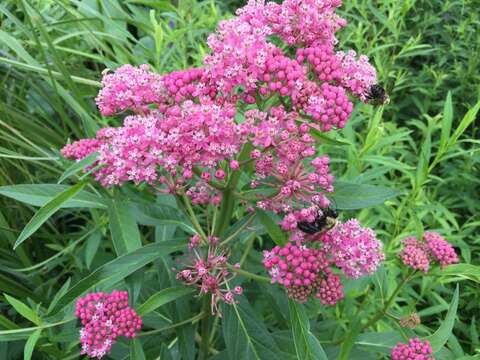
top-left (365, 84), bottom-right (390, 105)
top-left (297, 207), bottom-right (339, 234)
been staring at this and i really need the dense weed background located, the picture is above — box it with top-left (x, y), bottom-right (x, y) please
top-left (0, 0), bottom-right (478, 359)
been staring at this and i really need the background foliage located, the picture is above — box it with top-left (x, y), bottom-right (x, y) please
top-left (0, 0), bottom-right (479, 359)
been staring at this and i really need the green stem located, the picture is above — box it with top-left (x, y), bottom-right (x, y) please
top-left (220, 213), bottom-right (256, 246)
top-left (198, 296), bottom-right (212, 360)
top-left (138, 312), bottom-right (205, 337)
top-left (361, 270), bottom-right (416, 331)
top-left (226, 263), bottom-right (271, 283)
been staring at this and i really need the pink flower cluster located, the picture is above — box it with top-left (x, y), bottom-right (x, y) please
top-left (264, 218), bottom-right (385, 302)
top-left (176, 235), bottom-right (243, 315)
top-left (63, 102), bottom-right (243, 195)
top-left (391, 337), bottom-right (433, 360)
top-left (75, 291), bottom-right (142, 359)
top-left (263, 242), bottom-right (344, 304)
top-left (62, 0), bottom-right (379, 209)
top-left (96, 64), bottom-right (163, 116)
top-left (243, 107), bottom-right (334, 224)
top-left (400, 231), bottom-right (458, 272)
top-left (319, 219), bottom-right (385, 279)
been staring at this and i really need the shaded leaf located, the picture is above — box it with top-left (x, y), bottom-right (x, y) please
top-left (332, 181), bottom-right (402, 210)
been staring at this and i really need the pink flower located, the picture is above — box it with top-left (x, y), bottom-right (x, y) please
top-left (424, 231), bottom-right (459, 268)
top-left (399, 237), bottom-right (431, 272)
top-left (263, 242), bottom-right (343, 304)
top-left (399, 232), bottom-right (458, 272)
top-left (75, 291), bottom-right (142, 359)
top-left (391, 337), bottom-right (433, 360)
top-left (319, 219), bottom-right (385, 279)
top-left (96, 64), bottom-right (163, 116)
top-left (176, 237), bottom-right (241, 315)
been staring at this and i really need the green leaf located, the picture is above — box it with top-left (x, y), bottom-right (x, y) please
top-left (137, 287), bottom-right (195, 316)
top-left (310, 128), bottom-right (351, 146)
top-left (49, 241), bottom-right (185, 314)
top-left (439, 91), bottom-right (453, 153)
top-left (332, 181), bottom-right (402, 210)
top-left (85, 230), bottom-right (102, 269)
top-left (424, 285), bottom-right (459, 352)
top-left (448, 99), bottom-right (480, 148)
top-left (288, 300), bottom-right (328, 360)
top-left (257, 210), bottom-right (287, 247)
top-left (433, 264), bottom-right (480, 283)
top-left (58, 152), bottom-right (98, 184)
top-left (14, 181), bottom-right (87, 249)
top-left (23, 329), bottom-right (41, 360)
top-left (355, 331), bottom-right (403, 354)
top-left (3, 294), bottom-right (41, 326)
top-left (108, 199), bottom-right (142, 256)
top-left (46, 278), bottom-right (71, 315)
top-left (130, 338), bottom-right (146, 360)
top-left (223, 297), bottom-right (282, 360)
top-left (0, 184), bottom-right (106, 209)
top-left (130, 201), bottom-right (195, 234)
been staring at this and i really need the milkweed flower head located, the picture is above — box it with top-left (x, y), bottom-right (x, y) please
top-left (244, 107), bottom-right (334, 226)
top-left (391, 337), bottom-right (433, 360)
top-left (96, 64), bottom-right (163, 116)
top-left (318, 219), bottom-right (385, 279)
top-left (175, 235), bottom-right (242, 315)
top-left (399, 231), bottom-right (458, 272)
top-left (75, 291), bottom-right (142, 359)
top-left (263, 242), bottom-right (343, 304)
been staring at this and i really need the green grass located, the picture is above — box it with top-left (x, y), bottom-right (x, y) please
top-left (0, 0), bottom-right (479, 359)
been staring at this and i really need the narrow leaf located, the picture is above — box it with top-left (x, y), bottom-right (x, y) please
top-left (0, 184), bottom-right (106, 208)
top-left (130, 338), bottom-right (146, 360)
top-left (223, 297), bottom-right (282, 360)
top-left (257, 210), bottom-right (287, 247)
top-left (439, 91), bottom-right (453, 152)
top-left (332, 181), bottom-right (402, 210)
top-left (50, 241), bottom-right (184, 314)
top-left (4, 294), bottom-right (41, 326)
top-left (424, 285), bottom-right (459, 352)
top-left (58, 152), bottom-right (98, 184)
top-left (137, 287), bottom-right (195, 316)
top-left (14, 181), bottom-right (87, 249)
top-left (109, 199), bottom-right (142, 255)
top-left (24, 329), bottom-right (41, 360)
top-left (288, 300), bottom-right (328, 360)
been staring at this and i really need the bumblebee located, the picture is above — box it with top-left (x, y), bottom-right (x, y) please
top-left (297, 207), bottom-right (339, 235)
top-left (365, 84), bottom-right (390, 105)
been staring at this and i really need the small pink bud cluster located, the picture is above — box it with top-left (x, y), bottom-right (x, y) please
top-left (176, 236), bottom-right (242, 315)
top-left (61, 139), bottom-right (101, 160)
top-left (256, 52), bottom-right (306, 99)
top-left (319, 219), bottom-right (385, 279)
top-left (391, 337), bottom-right (433, 360)
top-left (160, 68), bottom-right (217, 106)
top-left (399, 231), bottom-right (458, 272)
top-left (75, 291), bottom-right (142, 359)
top-left (263, 242), bottom-right (343, 304)
top-left (298, 82), bottom-right (353, 131)
top-left (95, 64), bottom-right (163, 116)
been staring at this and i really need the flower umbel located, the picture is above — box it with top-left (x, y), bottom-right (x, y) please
top-left (176, 236), bottom-right (242, 315)
top-left (391, 337), bottom-right (433, 360)
top-left (75, 291), bottom-right (142, 359)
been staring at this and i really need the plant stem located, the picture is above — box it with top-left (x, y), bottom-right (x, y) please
top-left (138, 312), bottom-right (205, 337)
top-left (361, 270), bottom-right (416, 331)
top-left (220, 212), bottom-right (256, 246)
top-left (226, 263), bottom-right (271, 283)
top-left (198, 296), bottom-right (212, 360)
